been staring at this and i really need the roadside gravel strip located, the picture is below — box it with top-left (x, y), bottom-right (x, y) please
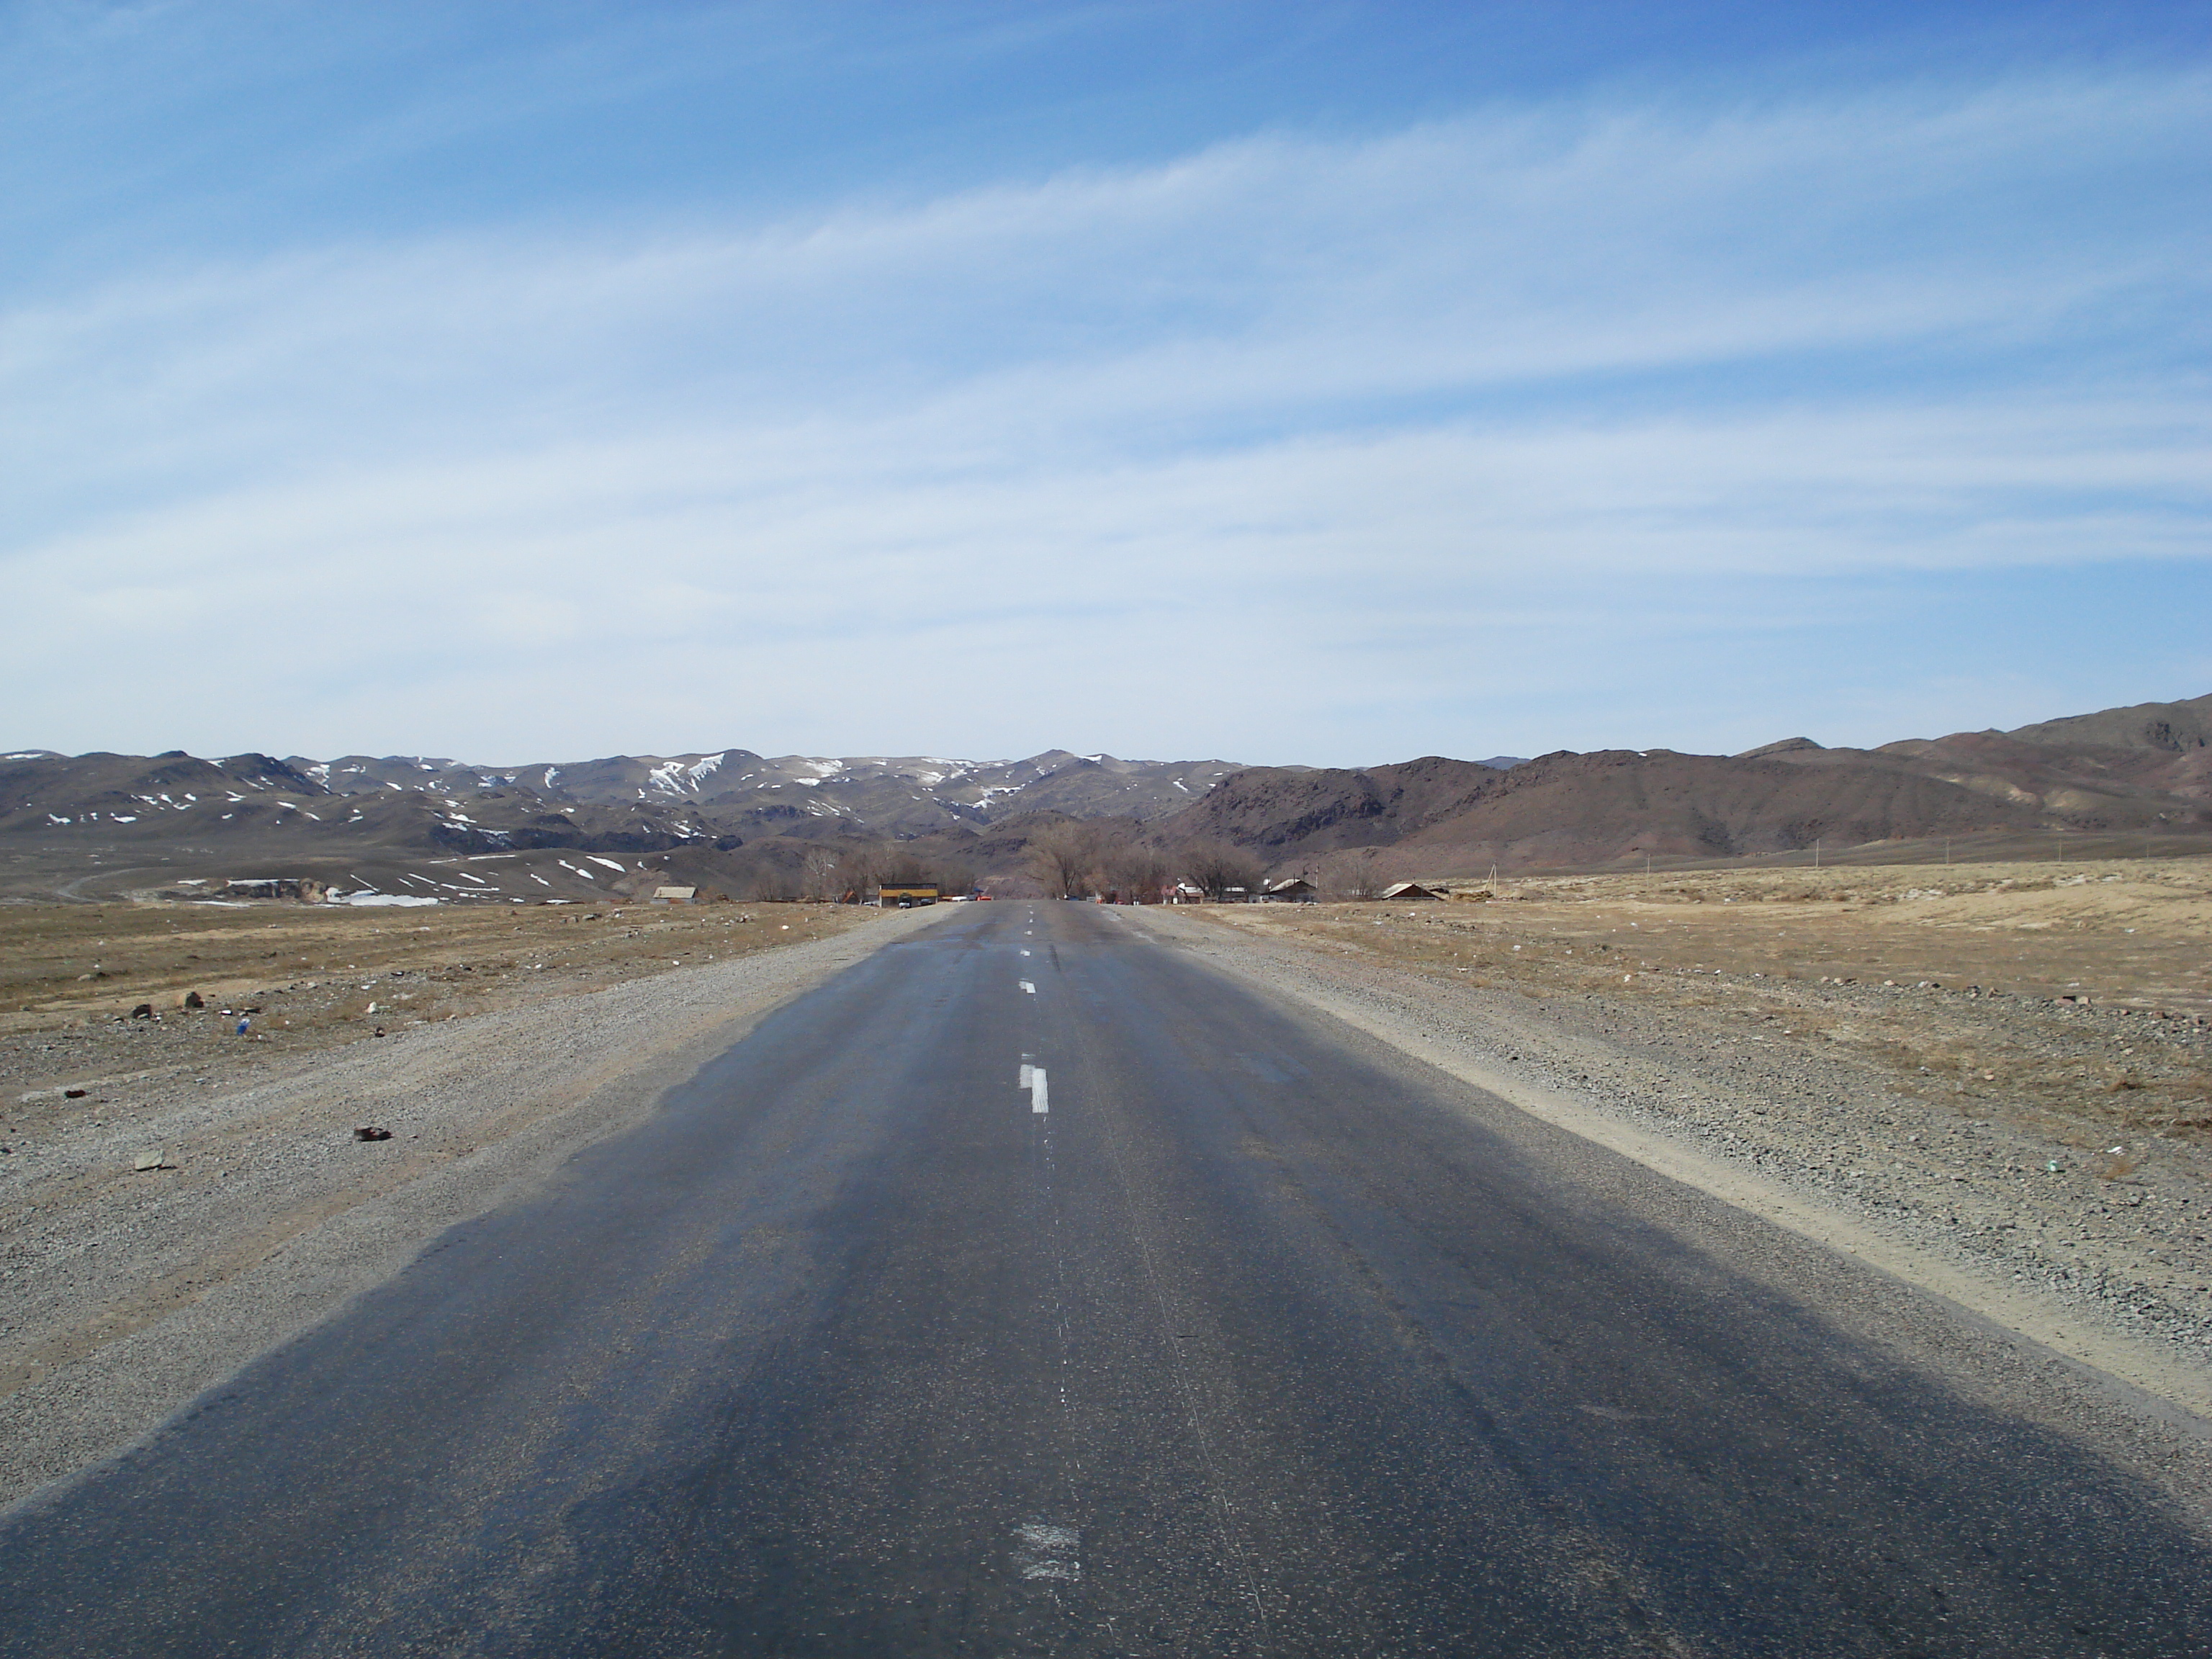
top-left (1124, 907), bottom-right (2212, 1426)
top-left (0, 906), bottom-right (945, 1511)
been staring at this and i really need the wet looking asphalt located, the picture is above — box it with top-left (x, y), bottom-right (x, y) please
top-left (2, 902), bottom-right (2208, 1656)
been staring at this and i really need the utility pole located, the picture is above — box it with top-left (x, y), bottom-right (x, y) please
top-left (1814, 837), bottom-right (1821, 869)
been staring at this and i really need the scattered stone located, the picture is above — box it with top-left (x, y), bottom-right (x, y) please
top-left (132, 1149), bottom-right (170, 1172)
top-left (353, 1126), bottom-right (392, 1141)
top-left (130, 1003), bottom-right (153, 1020)
top-left (183, 991), bottom-right (204, 1010)
top-left (63, 1089), bottom-right (87, 1100)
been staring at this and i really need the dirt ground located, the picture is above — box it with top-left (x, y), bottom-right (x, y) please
top-left (0, 896), bottom-right (873, 1107)
top-left (1218, 860), bottom-right (2212, 1146)
top-left (0, 904), bottom-right (932, 1509)
top-left (1388, 858), bottom-right (2212, 1014)
top-left (1160, 860), bottom-right (2212, 1410)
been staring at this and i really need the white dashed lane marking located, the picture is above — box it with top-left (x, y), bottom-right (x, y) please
top-left (1012, 1521), bottom-right (1081, 1581)
top-left (1017, 1058), bottom-right (1049, 1115)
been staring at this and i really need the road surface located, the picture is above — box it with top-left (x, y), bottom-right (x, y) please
top-left (3, 902), bottom-right (2208, 1655)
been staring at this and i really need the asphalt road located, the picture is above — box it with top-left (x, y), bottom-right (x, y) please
top-left (4, 902), bottom-right (2210, 1656)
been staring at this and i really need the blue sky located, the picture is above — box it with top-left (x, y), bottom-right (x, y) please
top-left (4, 1), bottom-right (2208, 767)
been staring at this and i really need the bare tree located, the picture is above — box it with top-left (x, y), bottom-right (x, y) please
top-left (745, 867), bottom-right (802, 902)
top-left (1181, 839), bottom-right (1267, 902)
top-left (831, 845), bottom-right (881, 904)
top-left (1025, 820), bottom-right (1109, 899)
top-left (1105, 844), bottom-right (1174, 904)
top-left (1320, 846), bottom-right (1387, 902)
top-left (799, 845), bottom-right (842, 902)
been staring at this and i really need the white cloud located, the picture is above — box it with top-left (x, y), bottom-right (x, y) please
top-left (2, 68), bottom-right (2207, 762)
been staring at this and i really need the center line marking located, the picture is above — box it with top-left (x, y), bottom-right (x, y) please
top-left (1020, 979), bottom-right (1035, 994)
top-left (1030, 1067), bottom-right (1049, 1114)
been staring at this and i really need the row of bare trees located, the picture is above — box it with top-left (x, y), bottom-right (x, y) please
top-left (795, 843), bottom-right (976, 904)
top-left (760, 824), bottom-right (1395, 905)
top-left (1021, 821), bottom-right (1272, 903)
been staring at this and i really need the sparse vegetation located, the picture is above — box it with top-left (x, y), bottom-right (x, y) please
top-left (0, 899), bottom-right (882, 1082)
top-left (1202, 859), bottom-right (2212, 1148)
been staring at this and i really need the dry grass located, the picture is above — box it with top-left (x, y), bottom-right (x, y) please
top-left (0, 898), bottom-right (883, 1096)
top-left (1197, 858), bottom-right (2212, 1148)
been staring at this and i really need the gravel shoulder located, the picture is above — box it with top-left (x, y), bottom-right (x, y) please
top-left (1124, 902), bottom-right (2212, 1427)
top-left (0, 905), bottom-right (946, 1511)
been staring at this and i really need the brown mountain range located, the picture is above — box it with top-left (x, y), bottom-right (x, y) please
top-left (1147, 692), bottom-right (2212, 873)
top-left (1, 693), bottom-right (2206, 901)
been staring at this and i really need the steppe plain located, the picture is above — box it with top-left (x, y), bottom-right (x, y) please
top-left (3, 857), bottom-right (2211, 1509)
top-left (1182, 858), bottom-right (2212, 1398)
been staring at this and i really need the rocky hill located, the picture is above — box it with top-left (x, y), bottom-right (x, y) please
top-left (1147, 694), bottom-right (2212, 873)
top-left (0, 747), bottom-right (1246, 902)
top-left (290, 749), bottom-right (1241, 835)
top-left (4, 693), bottom-right (2207, 902)
top-left (1994, 691), bottom-right (2212, 754)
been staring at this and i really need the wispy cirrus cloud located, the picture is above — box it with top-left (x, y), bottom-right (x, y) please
top-left (3, 63), bottom-right (2207, 762)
